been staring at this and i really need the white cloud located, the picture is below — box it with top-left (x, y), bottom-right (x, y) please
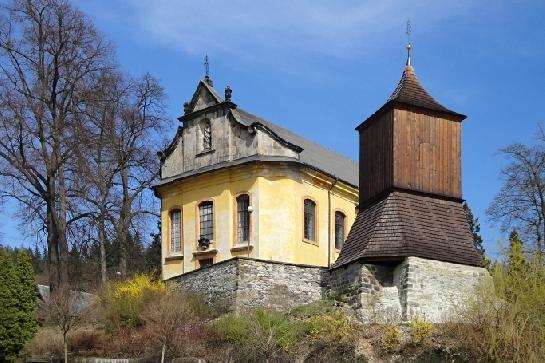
top-left (119, 0), bottom-right (481, 63)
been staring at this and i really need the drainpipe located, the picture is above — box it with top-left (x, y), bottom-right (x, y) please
top-left (327, 177), bottom-right (339, 268)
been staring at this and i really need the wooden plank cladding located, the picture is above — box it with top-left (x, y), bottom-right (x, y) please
top-left (345, 62), bottom-right (481, 267)
top-left (358, 106), bottom-right (462, 204)
top-left (392, 107), bottom-right (461, 199)
top-left (358, 110), bottom-right (394, 204)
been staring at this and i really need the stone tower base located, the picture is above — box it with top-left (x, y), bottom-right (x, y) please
top-left (170, 256), bottom-right (490, 323)
top-left (328, 256), bottom-right (490, 323)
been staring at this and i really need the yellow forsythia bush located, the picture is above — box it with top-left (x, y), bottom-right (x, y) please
top-left (381, 325), bottom-right (400, 353)
top-left (305, 310), bottom-right (354, 340)
top-left (409, 318), bottom-right (433, 345)
top-left (101, 274), bottom-right (167, 330)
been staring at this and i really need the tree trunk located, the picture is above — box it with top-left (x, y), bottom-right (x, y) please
top-left (64, 336), bottom-right (68, 363)
top-left (118, 166), bottom-right (130, 277)
top-left (46, 176), bottom-right (61, 292)
top-left (161, 343), bottom-right (166, 363)
top-left (98, 213), bottom-right (108, 285)
top-left (58, 166), bottom-right (70, 287)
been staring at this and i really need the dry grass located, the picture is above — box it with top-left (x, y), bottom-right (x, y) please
top-left (444, 256), bottom-right (545, 362)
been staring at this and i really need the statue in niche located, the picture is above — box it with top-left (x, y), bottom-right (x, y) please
top-left (202, 120), bottom-right (211, 151)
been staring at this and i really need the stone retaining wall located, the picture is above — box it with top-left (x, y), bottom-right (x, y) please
top-left (400, 257), bottom-right (490, 322)
top-left (171, 258), bottom-right (239, 311)
top-left (327, 261), bottom-right (402, 322)
top-left (328, 257), bottom-right (490, 323)
top-left (170, 256), bottom-right (490, 323)
top-left (170, 257), bottom-right (326, 312)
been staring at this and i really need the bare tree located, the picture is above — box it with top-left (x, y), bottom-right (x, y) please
top-left (112, 73), bottom-right (166, 277)
top-left (0, 0), bottom-right (112, 290)
top-left (45, 287), bottom-right (92, 363)
top-left (140, 292), bottom-right (202, 363)
top-left (73, 71), bottom-right (123, 284)
top-left (72, 71), bottom-right (166, 282)
top-left (487, 134), bottom-right (545, 254)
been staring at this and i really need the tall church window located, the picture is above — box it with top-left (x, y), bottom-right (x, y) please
top-left (199, 201), bottom-right (214, 241)
top-left (170, 209), bottom-right (182, 253)
top-left (304, 199), bottom-right (316, 241)
top-left (236, 194), bottom-right (250, 243)
top-left (334, 211), bottom-right (346, 250)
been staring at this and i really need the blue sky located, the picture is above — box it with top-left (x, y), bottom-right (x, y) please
top-left (1, 0), bottom-right (545, 259)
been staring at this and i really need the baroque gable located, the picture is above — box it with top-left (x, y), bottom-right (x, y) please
top-left (160, 81), bottom-right (299, 180)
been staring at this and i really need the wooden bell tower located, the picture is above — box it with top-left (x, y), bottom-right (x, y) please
top-left (358, 64), bottom-right (465, 205)
top-left (335, 50), bottom-right (482, 268)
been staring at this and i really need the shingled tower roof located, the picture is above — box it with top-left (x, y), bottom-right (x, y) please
top-left (334, 191), bottom-right (482, 267)
top-left (388, 65), bottom-right (453, 114)
top-left (335, 53), bottom-right (482, 268)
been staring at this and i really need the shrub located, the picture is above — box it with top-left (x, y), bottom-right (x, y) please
top-left (409, 318), bottom-right (433, 346)
top-left (289, 299), bottom-right (338, 318)
top-left (287, 301), bottom-right (362, 362)
top-left (103, 326), bottom-right (158, 357)
top-left (446, 254), bottom-right (545, 362)
top-left (22, 327), bottom-right (64, 360)
top-left (140, 292), bottom-right (209, 362)
top-left (303, 341), bottom-right (368, 363)
top-left (381, 325), bottom-right (400, 353)
top-left (211, 308), bottom-right (303, 362)
top-left (305, 310), bottom-right (354, 340)
top-left (211, 313), bottom-right (253, 348)
top-left (100, 274), bottom-right (166, 329)
top-left (69, 328), bottom-right (106, 354)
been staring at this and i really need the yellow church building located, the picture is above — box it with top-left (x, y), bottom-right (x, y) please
top-left (154, 76), bottom-right (358, 279)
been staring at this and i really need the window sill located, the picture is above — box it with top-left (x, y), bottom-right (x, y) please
top-left (192, 248), bottom-right (218, 258)
top-left (302, 238), bottom-right (319, 246)
top-left (165, 255), bottom-right (184, 262)
top-left (231, 243), bottom-right (254, 252)
top-left (196, 148), bottom-right (215, 157)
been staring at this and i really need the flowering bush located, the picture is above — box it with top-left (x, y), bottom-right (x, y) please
top-left (101, 274), bottom-right (166, 329)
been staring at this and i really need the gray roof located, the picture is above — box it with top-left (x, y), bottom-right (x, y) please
top-left (232, 108), bottom-right (359, 187)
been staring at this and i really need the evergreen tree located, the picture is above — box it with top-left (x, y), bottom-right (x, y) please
top-left (0, 250), bottom-right (37, 361)
top-left (463, 201), bottom-right (490, 268)
top-left (30, 244), bottom-right (43, 275)
top-left (508, 230), bottom-right (526, 275)
top-left (13, 252), bottom-right (38, 347)
top-left (0, 250), bottom-right (17, 360)
top-left (146, 221), bottom-right (162, 275)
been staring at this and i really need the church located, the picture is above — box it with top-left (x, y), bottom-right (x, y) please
top-left (154, 47), bottom-right (488, 322)
top-left (154, 68), bottom-right (359, 279)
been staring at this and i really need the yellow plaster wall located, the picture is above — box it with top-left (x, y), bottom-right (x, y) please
top-left (257, 167), bottom-right (357, 267)
top-left (158, 163), bottom-right (358, 279)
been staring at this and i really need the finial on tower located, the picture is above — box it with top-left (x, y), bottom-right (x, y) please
top-left (204, 54), bottom-right (213, 86)
top-left (405, 20), bottom-right (412, 66)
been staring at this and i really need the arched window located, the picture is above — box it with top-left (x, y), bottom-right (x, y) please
top-left (334, 211), bottom-right (346, 250)
top-left (199, 201), bottom-right (214, 241)
top-left (170, 209), bottom-right (182, 253)
top-left (200, 119), bottom-right (212, 151)
top-left (304, 199), bottom-right (316, 241)
top-left (236, 194), bottom-right (250, 243)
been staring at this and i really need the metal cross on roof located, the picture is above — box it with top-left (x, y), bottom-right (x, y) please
top-left (204, 54), bottom-right (210, 79)
top-left (405, 20), bottom-right (412, 66)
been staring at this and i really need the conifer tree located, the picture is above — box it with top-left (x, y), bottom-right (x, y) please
top-left (0, 251), bottom-right (17, 360)
top-left (14, 251), bottom-right (38, 343)
top-left (463, 201), bottom-right (490, 268)
top-left (0, 250), bottom-right (37, 361)
top-left (508, 230), bottom-right (526, 275)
